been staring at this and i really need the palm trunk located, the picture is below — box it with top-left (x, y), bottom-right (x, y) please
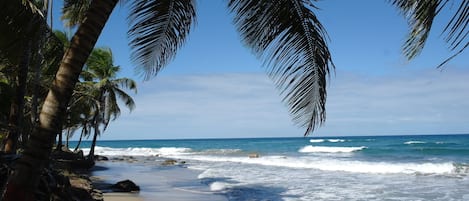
top-left (73, 129), bottom-right (84, 152)
top-left (65, 128), bottom-right (71, 149)
top-left (87, 124), bottom-right (100, 161)
top-left (3, 0), bottom-right (118, 200)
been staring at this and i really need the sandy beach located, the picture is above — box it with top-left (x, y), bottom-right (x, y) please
top-left (104, 193), bottom-right (144, 201)
top-left (92, 159), bottom-right (227, 201)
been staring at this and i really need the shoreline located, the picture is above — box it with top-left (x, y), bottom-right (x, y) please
top-left (92, 158), bottom-right (227, 201)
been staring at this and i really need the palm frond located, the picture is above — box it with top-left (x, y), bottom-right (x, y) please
top-left (128, 0), bottom-right (196, 80)
top-left (0, 0), bottom-right (44, 64)
top-left (114, 77), bottom-right (138, 93)
top-left (390, 0), bottom-right (468, 65)
top-left (86, 47), bottom-right (116, 79)
top-left (441, 0), bottom-right (468, 51)
top-left (61, 0), bottom-right (92, 28)
top-left (228, 0), bottom-right (333, 135)
top-left (389, 0), bottom-right (440, 60)
top-left (113, 87), bottom-right (136, 111)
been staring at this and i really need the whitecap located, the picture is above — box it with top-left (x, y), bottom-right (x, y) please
top-left (404, 141), bottom-right (426, 145)
top-left (310, 139), bottom-right (325, 143)
top-left (298, 145), bottom-right (366, 153)
top-left (328, 139), bottom-right (346, 143)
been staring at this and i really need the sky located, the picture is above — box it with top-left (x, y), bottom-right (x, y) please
top-left (52, 0), bottom-right (469, 140)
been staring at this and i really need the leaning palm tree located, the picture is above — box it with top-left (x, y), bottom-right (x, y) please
top-left (2, 0), bottom-right (332, 200)
top-left (389, 0), bottom-right (468, 67)
top-left (84, 47), bottom-right (136, 161)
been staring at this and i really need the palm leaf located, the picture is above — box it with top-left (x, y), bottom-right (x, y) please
top-left (61, 0), bottom-right (92, 28)
top-left (390, 0), bottom-right (468, 67)
top-left (114, 77), bottom-right (138, 93)
top-left (0, 0), bottom-right (44, 64)
top-left (228, 0), bottom-right (334, 135)
top-left (128, 0), bottom-right (196, 80)
top-left (113, 86), bottom-right (136, 111)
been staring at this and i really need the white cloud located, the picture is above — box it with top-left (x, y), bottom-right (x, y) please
top-left (100, 69), bottom-right (469, 140)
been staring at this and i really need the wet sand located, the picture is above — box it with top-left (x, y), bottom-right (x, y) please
top-left (93, 160), bottom-right (227, 201)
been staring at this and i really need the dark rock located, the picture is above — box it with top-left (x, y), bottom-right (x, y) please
top-left (94, 155), bottom-right (109, 161)
top-left (111, 179), bottom-right (140, 192)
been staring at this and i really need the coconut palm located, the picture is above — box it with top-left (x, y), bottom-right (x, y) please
top-left (389, 0), bottom-right (468, 67)
top-left (83, 47), bottom-right (136, 160)
top-left (67, 81), bottom-right (97, 151)
top-left (3, 0), bottom-right (333, 199)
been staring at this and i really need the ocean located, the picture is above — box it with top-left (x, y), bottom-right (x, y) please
top-left (76, 134), bottom-right (469, 200)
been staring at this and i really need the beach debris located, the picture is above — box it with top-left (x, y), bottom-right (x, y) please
top-left (111, 179), bottom-right (140, 192)
top-left (249, 153), bottom-right (260, 158)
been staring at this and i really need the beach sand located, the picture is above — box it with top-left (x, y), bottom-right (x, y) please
top-left (104, 192), bottom-right (144, 201)
top-left (93, 160), bottom-right (227, 201)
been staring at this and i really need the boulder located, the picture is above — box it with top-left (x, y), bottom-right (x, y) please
top-left (111, 179), bottom-right (140, 192)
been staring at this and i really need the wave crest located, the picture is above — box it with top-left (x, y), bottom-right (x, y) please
top-left (82, 146), bottom-right (192, 156)
top-left (309, 139), bottom-right (346, 143)
top-left (299, 146), bottom-right (366, 153)
top-left (404, 141), bottom-right (426, 145)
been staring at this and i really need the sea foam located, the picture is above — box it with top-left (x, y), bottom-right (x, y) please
top-left (83, 146), bottom-right (192, 156)
top-left (299, 145), bottom-right (366, 153)
top-left (328, 139), bottom-right (346, 143)
top-left (189, 155), bottom-right (456, 175)
top-left (310, 139), bottom-right (325, 143)
top-left (309, 139), bottom-right (346, 143)
top-left (404, 141), bottom-right (426, 144)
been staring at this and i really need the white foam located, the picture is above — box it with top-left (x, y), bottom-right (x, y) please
top-left (310, 139), bottom-right (325, 143)
top-left (186, 155), bottom-right (455, 175)
top-left (328, 139), bottom-right (346, 143)
top-left (299, 145), bottom-right (366, 153)
top-left (404, 141), bottom-right (426, 145)
top-left (209, 182), bottom-right (228, 191)
top-left (309, 139), bottom-right (346, 143)
top-left (199, 149), bottom-right (242, 155)
top-left (82, 146), bottom-right (192, 156)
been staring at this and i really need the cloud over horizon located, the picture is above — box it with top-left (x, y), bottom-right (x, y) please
top-left (99, 68), bottom-right (469, 140)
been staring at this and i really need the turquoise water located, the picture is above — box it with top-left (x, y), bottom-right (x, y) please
top-left (74, 134), bottom-right (469, 200)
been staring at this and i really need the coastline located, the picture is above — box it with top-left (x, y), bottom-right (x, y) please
top-left (92, 158), bottom-right (227, 201)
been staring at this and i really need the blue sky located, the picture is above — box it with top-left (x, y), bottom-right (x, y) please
top-left (52, 0), bottom-right (469, 140)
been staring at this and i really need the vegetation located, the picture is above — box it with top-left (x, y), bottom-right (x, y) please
top-left (0, 0), bottom-right (466, 200)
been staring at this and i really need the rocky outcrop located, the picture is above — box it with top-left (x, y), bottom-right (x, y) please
top-left (111, 179), bottom-right (140, 192)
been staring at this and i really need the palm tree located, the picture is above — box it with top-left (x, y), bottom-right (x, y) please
top-left (67, 81), bottom-right (97, 151)
top-left (389, 0), bottom-right (468, 67)
top-left (83, 47), bottom-right (136, 161)
top-left (3, 0), bottom-right (333, 199)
